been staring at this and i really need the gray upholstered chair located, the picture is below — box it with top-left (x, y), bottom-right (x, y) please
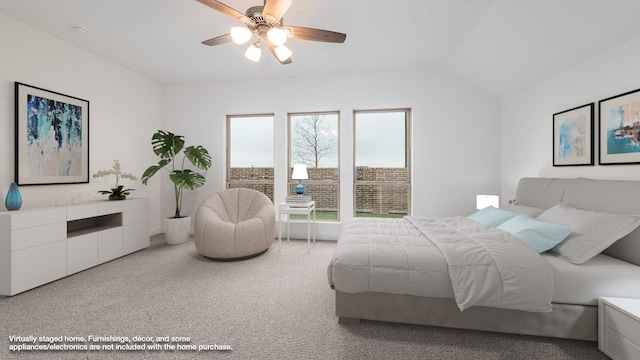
top-left (194, 188), bottom-right (275, 260)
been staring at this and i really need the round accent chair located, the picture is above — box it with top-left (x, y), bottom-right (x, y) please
top-left (194, 188), bottom-right (275, 261)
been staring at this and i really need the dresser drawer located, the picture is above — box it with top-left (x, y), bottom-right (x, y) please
top-left (98, 201), bottom-right (123, 216)
top-left (123, 198), bottom-right (149, 211)
top-left (67, 233), bottom-right (98, 275)
top-left (604, 326), bottom-right (640, 360)
top-left (11, 240), bottom-right (67, 295)
top-left (123, 222), bottom-right (149, 254)
top-left (606, 304), bottom-right (640, 346)
top-left (4, 207), bottom-right (66, 230)
top-left (67, 203), bottom-right (98, 221)
top-left (98, 227), bottom-right (123, 264)
top-left (123, 207), bottom-right (148, 225)
top-left (11, 222), bottom-right (66, 251)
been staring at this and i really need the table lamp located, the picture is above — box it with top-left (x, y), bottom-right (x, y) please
top-left (292, 164), bottom-right (308, 195)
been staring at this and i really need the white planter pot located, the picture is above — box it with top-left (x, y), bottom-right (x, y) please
top-left (164, 216), bottom-right (191, 245)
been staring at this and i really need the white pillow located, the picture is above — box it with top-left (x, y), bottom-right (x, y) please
top-left (537, 203), bottom-right (640, 264)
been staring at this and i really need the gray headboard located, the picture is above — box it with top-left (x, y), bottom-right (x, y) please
top-left (515, 177), bottom-right (640, 266)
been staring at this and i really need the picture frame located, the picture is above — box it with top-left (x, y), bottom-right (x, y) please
top-left (552, 103), bottom-right (594, 166)
top-left (599, 87), bottom-right (640, 165)
top-left (15, 82), bottom-right (90, 185)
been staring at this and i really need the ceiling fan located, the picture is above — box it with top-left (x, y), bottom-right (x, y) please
top-left (196, 0), bottom-right (347, 64)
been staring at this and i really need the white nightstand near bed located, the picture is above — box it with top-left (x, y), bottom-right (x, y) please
top-left (598, 297), bottom-right (640, 360)
top-left (278, 201), bottom-right (316, 252)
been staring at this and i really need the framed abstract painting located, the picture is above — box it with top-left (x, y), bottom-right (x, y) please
top-left (15, 82), bottom-right (90, 185)
top-left (552, 103), bottom-right (594, 166)
top-left (599, 88), bottom-right (640, 165)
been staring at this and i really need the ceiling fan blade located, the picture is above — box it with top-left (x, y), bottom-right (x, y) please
top-left (266, 41), bottom-right (292, 65)
top-left (202, 33), bottom-right (233, 46)
top-left (284, 26), bottom-right (346, 43)
top-left (196, 0), bottom-right (244, 20)
top-left (262, 0), bottom-right (292, 23)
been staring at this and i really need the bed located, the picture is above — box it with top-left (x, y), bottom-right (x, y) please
top-left (328, 177), bottom-right (640, 340)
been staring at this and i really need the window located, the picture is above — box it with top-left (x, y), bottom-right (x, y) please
top-left (288, 112), bottom-right (339, 220)
top-left (354, 109), bottom-right (411, 218)
top-left (227, 114), bottom-right (274, 201)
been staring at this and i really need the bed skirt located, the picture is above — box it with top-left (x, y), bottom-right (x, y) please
top-left (335, 291), bottom-right (597, 341)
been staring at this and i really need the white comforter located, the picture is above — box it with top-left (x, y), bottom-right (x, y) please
top-left (328, 216), bottom-right (554, 312)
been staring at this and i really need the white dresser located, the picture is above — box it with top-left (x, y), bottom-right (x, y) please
top-left (599, 297), bottom-right (640, 360)
top-left (0, 198), bottom-right (149, 296)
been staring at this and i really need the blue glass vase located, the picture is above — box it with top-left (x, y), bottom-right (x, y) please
top-left (5, 182), bottom-right (22, 211)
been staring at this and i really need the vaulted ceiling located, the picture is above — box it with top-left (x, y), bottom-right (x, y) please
top-left (1, 0), bottom-right (639, 98)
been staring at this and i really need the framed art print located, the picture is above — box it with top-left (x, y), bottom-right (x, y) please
top-left (552, 103), bottom-right (594, 166)
top-left (15, 82), bottom-right (90, 185)
top-left (599, 88), bottom-right (640, 165)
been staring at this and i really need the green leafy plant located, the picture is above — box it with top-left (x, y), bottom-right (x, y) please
top-left (141, 130), bottom-right (212, 218)
top-left (93, 160), bottom-right (137, 200)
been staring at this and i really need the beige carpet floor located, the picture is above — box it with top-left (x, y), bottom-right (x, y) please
top-left (0, 235), bottom-right (607, 359)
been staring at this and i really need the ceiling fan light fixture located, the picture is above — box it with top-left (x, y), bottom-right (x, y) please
top-left (267, 27), bottom-right (287, 46)
top-left (275, 45), bottom-right (292, 62)
top-left (197, 0), bottom-right (347, 65)
top-left (230, 26), bottom-right (252, 44)
top-left (245, 41), bottom-right (262, 62)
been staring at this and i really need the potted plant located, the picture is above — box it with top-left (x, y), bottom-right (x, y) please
top-left (142, 130), bottom-right (212, 244)
top-left (93, 160), bottom-right (138, 200)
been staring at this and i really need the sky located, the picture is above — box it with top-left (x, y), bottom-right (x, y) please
top-left (229, 111), bottom-right (407, 168)
top-left (229, 116), bottom-right (274, 167)
top-left (355, 111), bottom-right (407, 167)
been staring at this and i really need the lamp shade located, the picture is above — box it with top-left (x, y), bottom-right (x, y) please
top-left (231, 26), bottom-right (252, 44)
top-left (291, 164), bottom-right (308, 180)
top-left (245, 42), bottom-right (261, 62)
top-left (274, 45), bottom-right (292, 62)
top-left (267, 27), bottom-right (287, 46)
top-left (476, 195), bottom-right (499, 210)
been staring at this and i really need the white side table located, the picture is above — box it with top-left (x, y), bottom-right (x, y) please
top-left (598, 297), bottom-right (640, 360)
top-left (278, 201), bottom-right (316, 252)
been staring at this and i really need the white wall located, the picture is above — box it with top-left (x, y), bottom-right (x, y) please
top-left (162, 68), bottom-right (501, 239)
top-left (0, 13), bottom-right (164, 233)
top-left (0, 11), bottom-right (500, 240)
top-left (501, 33), bottom-right (640, 201)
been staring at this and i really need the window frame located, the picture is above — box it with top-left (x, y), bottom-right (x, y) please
top-left (287, 111), bottom-right (341, 221)
top-left (226, 113), bottom-right (275, 200)
top-left (353, 108), bottom-right (412, 218)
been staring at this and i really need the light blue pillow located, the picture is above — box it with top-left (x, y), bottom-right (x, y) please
top-left (497, 214), bottom-right (572, 253)
top-left (467, 206), bottom-right (520, 227)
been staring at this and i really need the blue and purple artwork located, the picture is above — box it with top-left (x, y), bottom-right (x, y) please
top-left (26, 94), bottom-right (83, 176)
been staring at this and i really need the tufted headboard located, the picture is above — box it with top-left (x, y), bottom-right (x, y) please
top-left (514, 177), bottom-right (640, 266)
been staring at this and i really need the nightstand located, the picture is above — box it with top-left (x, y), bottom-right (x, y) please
top-left (278, 201), bottom-right (316, 252)
top-left (598, 297), bottom-right (640, 360)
